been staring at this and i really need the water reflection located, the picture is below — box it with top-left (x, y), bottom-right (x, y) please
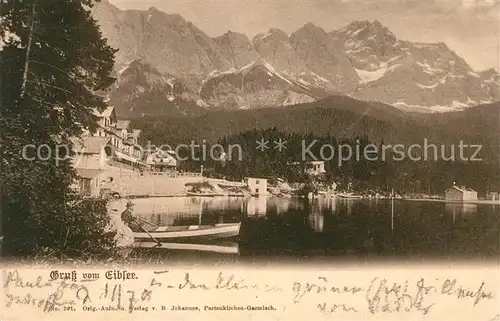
top-left (247, 196), bottom-right (268, 216)
top-left (300, 198), bottom-right (324, 233)
top-left (130, 196), bottom-right (500, 260)
top-left (133, 197), bottom-right (203, 215)
top-left (133, 241), bottom-right (239, 254)
top-left (445, 202), bottom-right (478, 223)
top-left (308, 207), bottom-right (324, 233)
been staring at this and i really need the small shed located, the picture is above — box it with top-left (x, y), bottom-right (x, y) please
top-left (75, 168), bottom-right (104, 197)
top-left (244, 177), bottom-right (268, 196)
top-left (486, 192), bottom-right (499, 201)
top-left (444, 186), bottom-right (478, 202)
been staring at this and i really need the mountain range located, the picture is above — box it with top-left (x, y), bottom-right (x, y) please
top-left (92, 0), bottom-right (500, 117)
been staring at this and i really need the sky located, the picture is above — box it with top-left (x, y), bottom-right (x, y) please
top-left (108, 0), bottom-right (500, 71)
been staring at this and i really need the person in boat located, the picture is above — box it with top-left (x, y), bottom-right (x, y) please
top-left (121, 201), bottom-right (141, 231)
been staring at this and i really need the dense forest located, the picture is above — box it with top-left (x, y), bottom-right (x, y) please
top-left (132, 96), bottom-right (499, 196)
top-left (133, 95), bottom-right (499, 162)
top-left (170, 128), bottom-right (500, 196)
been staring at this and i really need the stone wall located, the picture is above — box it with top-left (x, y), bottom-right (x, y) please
top-left (102, 168), bottom-right (204, 197)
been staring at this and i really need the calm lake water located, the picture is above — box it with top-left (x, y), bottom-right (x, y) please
top-left (130, 196), bottom-right (500, 263)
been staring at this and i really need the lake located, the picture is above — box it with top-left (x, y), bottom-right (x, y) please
top-left (129, 196), bottom-right (500, 264)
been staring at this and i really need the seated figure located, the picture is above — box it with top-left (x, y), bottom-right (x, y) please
top-left (121, 201), bottom-right (142, 232)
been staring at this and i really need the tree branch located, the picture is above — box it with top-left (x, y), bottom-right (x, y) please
top-left (20, 2), bottom-right (37, 99)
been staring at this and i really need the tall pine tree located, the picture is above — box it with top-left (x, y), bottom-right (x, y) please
top-left (1, 0), bottom-right (117, 258)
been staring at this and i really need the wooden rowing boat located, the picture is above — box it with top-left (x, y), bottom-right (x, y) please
top-left (132, 241), bottom-right (239, 254)
top-left (226, 192), bottom-right (247, 197)
top-left (186, 191), bottom-right (223, 197)
top-left (133, 222), bottom-right (241, 241)
top-left (337, 193), bottom-right (363, 199)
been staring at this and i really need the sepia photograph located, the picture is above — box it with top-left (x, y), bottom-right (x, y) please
top-left (1, 0), bottom-right (499, 320)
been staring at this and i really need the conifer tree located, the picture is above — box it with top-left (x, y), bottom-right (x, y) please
top-left (1, 0), bottom-right (117, 258)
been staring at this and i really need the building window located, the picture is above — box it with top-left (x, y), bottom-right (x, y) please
top-left (255, 188), bottom-right (259, 194)
top-left (256, 180), bottom-right (260, 184)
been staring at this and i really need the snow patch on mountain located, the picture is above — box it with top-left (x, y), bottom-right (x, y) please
top-left (451, 100), bottom-right (470, 109)
top-left (311, 72), bottom-right (330, 83)
top-left (281, 41), bottom-right (292, 50)
top-left (387, 64), bottom-right (403, 73)
top-left (393, 99), bottom-right (476, 113)
top-left (205, 60), bottom-right (257, 82)
top-left (254, 32), bottom-right (272, 42)
top-left (355, 61), bottom-right (403, 84)
top-left (241, 60), bottom-right (256, 71)
top-left (417, 61), bottom-right (444, 75)
top-left (208, 68), bottom-right (237, 79)
top-left (282, 91), bottom-right (315, 106)
top-left (346, 45), bottom-right (371, 54)
top-left (417, 82), bottom-right (440, 89)
top-left (263, 61), bottom-right (293, 85)
top-left (346, 26), bottom-right (367, 37)
top-left (165, 78), bottom-right (175, 89)
top-left (355, 67), bottom-right (386, 84)
top-left (118, 61), bottom-right (132, 75)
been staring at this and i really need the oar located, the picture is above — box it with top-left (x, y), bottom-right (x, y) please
top-left (133, 217), bottom-right (162, 247)
top-left (137, 217), bottom-right (159, 228)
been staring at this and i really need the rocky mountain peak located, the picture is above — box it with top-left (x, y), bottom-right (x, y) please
top-left (214, 31), bottom-right (259, 69)
top-left (289, 23), bottom-right (359, 92)
top-left (268, 28), bottom-right (287, 35)
top-left (252, 28), bottom-right (288, 46)
top-left (93, 5), bottom-right (500, 115)
top-left (290, 22), bottom-right (330, 46)
top-left (340, 20), bottom-right (397, 45)
top-left (251, 28), bottom-right (309, 75)
top-left (215, 30), bottom-right (251, 46)
top-left (295, 22), bottom-right (327, 35)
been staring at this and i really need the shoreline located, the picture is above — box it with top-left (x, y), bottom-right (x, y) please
top-left (403, 198), bottom-right (500, 205)
top-left (121, 194), bottom-right (500, 205)
top-left (127, 193), bottom-right (187, 199)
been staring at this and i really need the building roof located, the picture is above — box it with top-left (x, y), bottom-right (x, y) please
top-left (445, 186), bottom-right (477, 193)
top-left (99, 106), bottom-right (115, 118)
top-left (72, 137), bottom-right (110, 154)
top-left (75, 168), bottom-right (103, 179)
top-left (114, 150), bottom-right (138, 163)
top-left (244, 177), bottom-right (268, 181)
top-left (149, 150), bottom-right (178, 160)
top-left (116, 120), bottom-right (131, 130)
top-left (132, 129), bottom-right (142, 138)
top-left (104, 127), bottom-right (121, 137)
top-left (91, 106), bottom-right (115, 118)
